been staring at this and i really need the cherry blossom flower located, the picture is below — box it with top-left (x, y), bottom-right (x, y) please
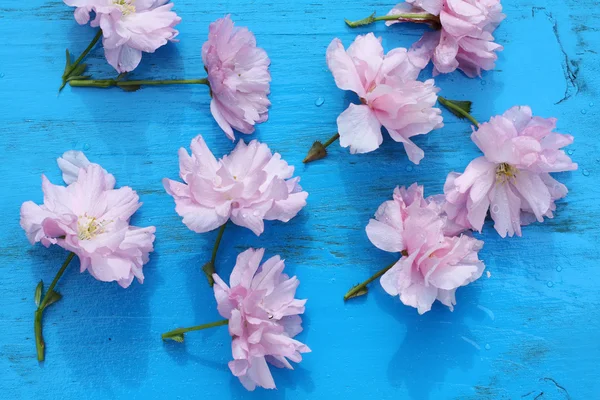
top-left (163, 135), bottom-right (307, 236)
top-left (386, 0), bottom-right (505, 77)
top-left (326, 33), bottom-right (443, 164)
top-left (64, 0), bottom-right (181, 73)
top-left (443, 106), bottom-right (578, 237)
top-left (212, 248), bottom-right (310, 391)
top-left (20, 151), bottom-right (156, 288)
top-left (203, 15), bottom-right (271, 140)
top-left (358, 184), bottom-right (484, 313)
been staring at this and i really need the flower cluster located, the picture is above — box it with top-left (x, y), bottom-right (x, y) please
top-left (443, 106), bottom-right (578, 237)
top-left (365, 184), bottom-right (485, 314)
top-left (65, 0), bottom-right (181, 73)
top-left (163, 135), bottom-right (308, 236)
top-left (21, 151), bottom-right (156, 287)
top-left (213, 248), bottom-right (310, 390)
top-left (387, 0), bottom-right (505, 77)
top-left (28, 0), bottom-right (579, 391)
top-left (327, 33), bottom-right (443, 163)
top-left (203, 15), bottom-right (272, 140)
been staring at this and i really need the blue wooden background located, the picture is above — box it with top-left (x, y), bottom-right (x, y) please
top-left (0, 1), bottom-right (598, 399)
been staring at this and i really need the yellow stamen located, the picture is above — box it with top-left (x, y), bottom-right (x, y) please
top-left (113, 0), bottom-right (136, 15)
top-left (496, 162), bottom-right (518, 184)
top-left (77, 216), bottom-right (109, 240)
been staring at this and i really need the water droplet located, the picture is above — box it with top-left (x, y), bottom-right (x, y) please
top-left (590, 102), bottom-right (595, 107)
top-left (252, 211), bottom-right (260, 217)
top-left (556, 266), bottom-right (563, 272)
top-left (242, 213), bottom-right (248, 219)
top-left (406, 165), bottom-right (414, 172)
top-left (567, 149), bottom-right (574, 155)
top-left (582, 169), bottom-right (590, 176)
top-left (315, 97), bottom-right (325, 107)
top-left (596, 158), bottom-right (600, 163)
top-left (481, 80), bottom-right (487, 86)
top-left (0, 73), bottom-right (4, 78)
top-left (492, 205), bottom-right (500, 214)
top-left (484, 344), bottom-right (491, 350)
top-left (547, 281), bottom-right (554, 288)
top-left (83, 143), bottom-right (90, 151)
top-left (581, 109), bottom-right (587, 115)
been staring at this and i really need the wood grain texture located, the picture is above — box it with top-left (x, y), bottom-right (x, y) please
top-left (0, 0), bottom-right (598, 399)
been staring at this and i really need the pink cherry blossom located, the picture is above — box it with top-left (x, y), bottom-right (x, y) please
top-left (387, 0), bottom-right (505, 77)
top-left (327, 33), bottom-right (443, 164)
top-left (163, 135), bottom-right (307, 236)
top-left (64, 0), bottom-right (181, 73)
top-left (212, 248), bottom-right (310, 391)
top-left (444, 106), bottom-right (578, 237)
top-left (20, 151), bottom-right (156, 288)
top-left (203, 15), bottom-right (271, 140)
top-left (366, 184), bottom-right (484, 314)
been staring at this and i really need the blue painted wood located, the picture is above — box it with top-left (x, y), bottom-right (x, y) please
top-left (0, 1), bottom-right (597, 399)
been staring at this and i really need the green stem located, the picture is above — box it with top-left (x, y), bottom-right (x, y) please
top-left (202, 223), bottom-right (227, 286)
top-left (375, 13), bottom-right (438, 22)
top-left (161, 319), bottom-right (229, 340)
top-left (346, 13), bottom-right (439, 28)
top-left (344, 260), bottom-right (397, 301)
top-left (211, 223), bottom-right (227, 266)
top-left (35, 252), bottom-right (75, 361)
top-left (323, 133), bottom-right (340, 148)
top-left (69, 78), bottom-right (209, 88)
top-left (438, 96), bottom-right (480, 126)
top-left (60, 30), bottom-right (102, 90)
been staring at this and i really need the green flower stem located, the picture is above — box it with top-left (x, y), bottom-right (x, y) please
top-left (202, 223), bottom-right (227, 287)
top-left (322, 133), bottom-right (340, 148)
top-left (60, 30), bottom-right (103, 91)
top-left (69, 78), bottom-right (210, 88)
top-left (346, 13), bottom-right (439, 28)
top-left (35, 252), bottom-right (75, 362)
top-left (344, 260), bottom-right (397, 301)
top-left (161, 319), bottom-right (229, 341)
top-left (438, 96), bottom-right (480, 126)
top-left (211, 223), bottom-right (227, 267)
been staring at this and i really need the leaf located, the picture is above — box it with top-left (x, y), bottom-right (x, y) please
top-left (440, 98), bottom-right (473, 120)
top-left (167, 334), bottom-right (185, 343)
top-left (34, 281), bottom-right (43, 307)
top-left (303, 141), bottom-right (328, 163)
top-left (65, 49), bottom-right (71, 68)
top-left (118, 84), bottom-right (142, 92)
top-left (42, 290), bottom-right (62, 309)
top-left (70, 63), bottom-right (88, 78)
top-left (345, 285), bottom-right (368, 301)
top-left (202, 262), bottom-right (215, 287)
top-left (345, 12), bottom-right (376, 28)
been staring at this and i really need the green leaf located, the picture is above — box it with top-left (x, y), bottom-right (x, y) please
top-left (202, 262), bottom-right (215, 287)
top-left (167, 334), bottom-right (185, 343)
top-left (70, 63), bottom-right (88, 78)
top-left (345, 12), bottom-right (376, 28)
top-left (118, 84), bottom-right (142, 92)
top-left (65, 49), bottom-right (71, 68)
top-left (346, 285), bottom-right (368, 300)
top-left (34, 281), bottom-right (43, 307)
top-left (42, 290), bottom-right (62, 309)
top-left (440, 99), bottom-right (473, 120)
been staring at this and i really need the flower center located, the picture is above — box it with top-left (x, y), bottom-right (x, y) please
top-left (77, 216), bottom-right (109, 240)
top-left (496, 163), bottom-right (518, 183)
top-left (113, 0), bottom-right (136, 15)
